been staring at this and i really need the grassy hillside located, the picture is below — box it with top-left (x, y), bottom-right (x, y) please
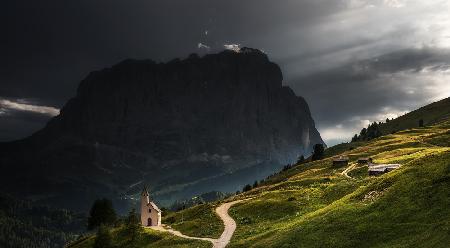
top-left (163, 202), bottom-right (224, 238)
top-left (327, 97), bottom-right (450, 157)
top-left (71, 98), bottom-right (450, 248)
top-left (228, 128), bottom-right (450, 247)
top-left (165, 115), bottom-right (450, 247)
top-left (379, 97), bottom-right (450, 135)
top-left (67, 227), bottom-right (210, 248)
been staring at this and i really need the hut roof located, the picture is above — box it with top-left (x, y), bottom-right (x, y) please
top-left (358, 157), bottom-right (371, 161)
top-left (368, 164), bottom-right (401, 172)
top-left (333, 156), bottom-right (349, 162)
top-left (147, 202), bottom-right (162, 212)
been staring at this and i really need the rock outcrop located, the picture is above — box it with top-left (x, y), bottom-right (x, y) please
top-left (0, 48), bottom-right (324, 212)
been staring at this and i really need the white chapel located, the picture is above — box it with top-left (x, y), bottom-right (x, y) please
top-left (140, 186), bottom-right (162, 227)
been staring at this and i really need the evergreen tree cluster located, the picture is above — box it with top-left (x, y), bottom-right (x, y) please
top-left (123, 208), bottom-right (142, 246)
top-left (87, 208), bottom-right (144, 248)
top-left (88, 199), bottom-right (117, 230)
top-left (282, 164), bottom-right (293, 171)
top-left (0, 194), bottom-right (86, 248)
top-left (93, 225), bottom-right (114, 248)
top-left (233, 145), bottom-right (325, 197)
top-left (297, 155), bottom-right (305, 164)
top-left (170, 191), bottom-right (227, 211)
top-left (258, 149), bottom-right (321, 188)
top-left (351, 121), bottom-right (383, 142)
top-left (311, 144), bottom-right (325, 161)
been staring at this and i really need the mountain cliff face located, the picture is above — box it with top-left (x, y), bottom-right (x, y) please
top-left (0, 48), bottom-right (324, 212)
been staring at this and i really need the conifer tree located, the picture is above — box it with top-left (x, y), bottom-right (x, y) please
top-left (311, 144), bottom-right (325, 161)
top-left (93, 225), bottom-right (114, 248)
top-left (297, 155), bottom-right (305, 164)
top-left (88, 199), bottom-right (117, 230)
top-left (253, 181), bottom-right (259, 188)
top-left (125, 208), bottom-right (142, 245)
top-left (419, 119), bottom-right (424, 127)
top-left (243, 184), bottom-right (252, 192)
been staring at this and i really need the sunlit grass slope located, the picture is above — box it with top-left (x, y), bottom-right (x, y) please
top-left (166, 117), bottom-right (450, 248)
top-left (379, 97), bottom-right (450, 134)
top-left (163, 202), bottom-right (224, 238)
top-left (227, 120), bottom-right (450, 248)
top-left (67, 226), bottom-right (210, 248)
top-left (71, 98), bottom-right (450, 248)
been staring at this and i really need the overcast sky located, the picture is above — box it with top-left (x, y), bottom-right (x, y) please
top-left (1, 0), bottom-right (450, 145)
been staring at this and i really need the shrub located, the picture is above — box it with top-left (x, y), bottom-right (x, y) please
top-left (165, 216), bottom-right (176, 224)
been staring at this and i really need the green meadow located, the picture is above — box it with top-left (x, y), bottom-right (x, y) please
top-left (66, 226), bottom-right (210, 248)
top-left (72, 99), bottom-right (450, 248)
top-left (167, 118), bottom-right (450, 248)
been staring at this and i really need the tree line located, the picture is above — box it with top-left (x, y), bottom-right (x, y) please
top-left (67, 198), bottom-right (143, 248)
top-left (351, 118), bottom-right (425, 142)
top-left (238, 143), bottom-right (325, 193)
top-left (0, 194), bottom-right (85, 248)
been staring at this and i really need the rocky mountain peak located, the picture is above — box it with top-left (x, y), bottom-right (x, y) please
top-left (1, 48), bottom-right (324, 212)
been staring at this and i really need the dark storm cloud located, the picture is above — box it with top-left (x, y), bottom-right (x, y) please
top-left (1, 0), bottom-right (450, 142)
top-left (0, 0), bottom-right (343, 105)
top-left (0, 0), bottom-right (347, 141)
top-left (291, 48), bottom-right (450, 145)
top-left (0, 101), bottom-right (57, 142)
top-left (0, 96), bottom-right (60, 141)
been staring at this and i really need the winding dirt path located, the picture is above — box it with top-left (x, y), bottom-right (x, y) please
top-left (341, 163), bottom-right (357, 179)
top-left (151, 200), bottom-right (243, 248)
top-left (212, 200), bottom-right (243, 248)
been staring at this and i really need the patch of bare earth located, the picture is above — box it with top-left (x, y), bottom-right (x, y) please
top-left (362, 190), bottom-right (386, 203)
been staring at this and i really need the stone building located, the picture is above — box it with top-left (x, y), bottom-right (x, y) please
top-left (140, 186), bottom-right (162, 227)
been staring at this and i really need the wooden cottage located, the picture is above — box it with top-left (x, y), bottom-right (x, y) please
top-left (357, 157), bottom-right (373, 164)
top-left (332, 156), bottom-right (349, 167)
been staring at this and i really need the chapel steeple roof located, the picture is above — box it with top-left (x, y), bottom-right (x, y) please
top-left (141, 185), bottom-right (149, 196)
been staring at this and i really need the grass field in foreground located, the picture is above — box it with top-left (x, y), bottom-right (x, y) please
top-left (67, 226), bottom-right (210, 248)
top-left (166, 119), bottom-right (450, 248)
top-left (71, 99), bottom-right (450, 248)
top-left (163, 202), bottom-right (223, 238)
